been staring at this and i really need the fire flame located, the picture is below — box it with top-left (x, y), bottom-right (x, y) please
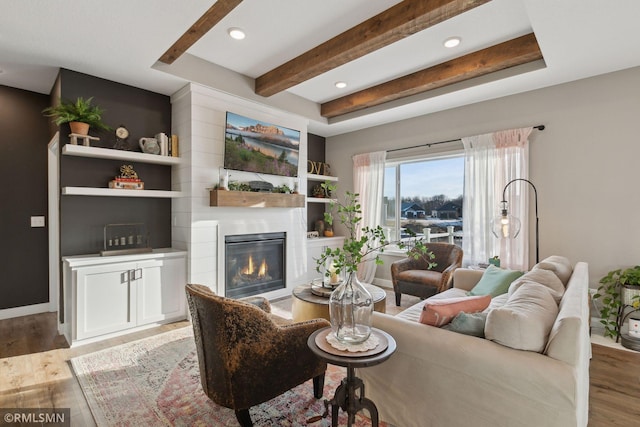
top-left (241, 255), bottom-right (268, 278)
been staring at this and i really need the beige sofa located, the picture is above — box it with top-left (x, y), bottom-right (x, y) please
top-left (358, 256), bottom-right (590, 427)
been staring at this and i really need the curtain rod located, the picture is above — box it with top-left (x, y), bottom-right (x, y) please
top-left (386, 125), bottom-right (545, 153)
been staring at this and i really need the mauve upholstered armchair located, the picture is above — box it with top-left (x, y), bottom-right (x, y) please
top-left (390, 242), bottom-right (463, 306)
top-left (185, 284), bottom-right (330, 427)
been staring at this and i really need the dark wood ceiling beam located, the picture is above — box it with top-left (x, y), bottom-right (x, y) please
top-left (254, 0), bottom-right (491, 97)
top-left (159, 0), bottom-right (243, 65)
top-left (320, 33), bottom-right (543, 118)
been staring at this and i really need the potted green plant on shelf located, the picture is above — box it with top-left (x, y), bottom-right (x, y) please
top-left (315, 181), bottom-right (435, 344)
top-left (594, 265), bottom-right (640, 339)
top-left (42, 97), bottom-right (111, 135)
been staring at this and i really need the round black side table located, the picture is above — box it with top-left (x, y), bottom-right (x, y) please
top-left (307, 327), bottom-right (396, 427)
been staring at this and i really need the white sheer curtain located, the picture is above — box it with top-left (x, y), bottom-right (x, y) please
top-left (353, 151), bottom-right (386, 283)
top-left (462, 127), bottom-right (532, 270)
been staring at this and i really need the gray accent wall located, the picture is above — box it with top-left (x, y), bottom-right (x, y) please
top-left (58, 69), bottom-right (172, 256)
top-left (0, 85), bottom-right (50, 309)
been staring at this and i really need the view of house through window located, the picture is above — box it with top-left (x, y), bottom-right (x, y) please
top-left (382, 155), bottom-right (464, 247)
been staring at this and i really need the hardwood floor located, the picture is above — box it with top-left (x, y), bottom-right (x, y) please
top-left (1, 292), bottom-right (638, 426)
top-left (588, 343), bottom-right (640, 426)
top-left (0, 313), bottom-right (189, 426)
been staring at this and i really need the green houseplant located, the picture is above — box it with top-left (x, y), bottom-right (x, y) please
top-left (594, 265), bottom-right (640, 339)
top-left (42, 97), bottom-right (110, 135)
top-left (315, 182), bottom-right (434, 344)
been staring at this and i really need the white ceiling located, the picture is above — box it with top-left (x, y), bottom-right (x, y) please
top-left (1, 0), bottom-right (640, 137)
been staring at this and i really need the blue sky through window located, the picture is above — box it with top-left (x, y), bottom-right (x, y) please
top-left (384, 156), bottom-right (464, 199)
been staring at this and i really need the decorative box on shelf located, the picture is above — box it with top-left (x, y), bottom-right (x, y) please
top-left (108, 164), bottom-right (144, 190)
top-left (109, 177), bottom-right (144, 190)
top-left (101, 223), bottom-right (152, 256)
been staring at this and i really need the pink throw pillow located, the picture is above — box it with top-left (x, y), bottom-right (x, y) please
top-left (419, 295), bottom-right (492, 327)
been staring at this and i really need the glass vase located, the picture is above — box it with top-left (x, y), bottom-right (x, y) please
top-left (329, 272), bottom-right (373, 344)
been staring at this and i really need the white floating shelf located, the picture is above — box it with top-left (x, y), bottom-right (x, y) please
top-left (62, 144), bottom-right (182, 165)
top-left (62, 187), bottom-right (182, 198)
top-left (307, 173), bottom-right (338, 182)
top-left (307, 197), bottom-right (337, 204)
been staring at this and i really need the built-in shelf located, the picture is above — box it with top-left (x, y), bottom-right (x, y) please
top-left (62, 144), bottom-right (181, 165)
top-left (307, 173), bottom-right (338, 182)
top-left (210, 189), bottom-right (305, 208)
top-left (307, 197), bottom-right (337, 204)
top-left (62, 187), bottom-right (182, 198)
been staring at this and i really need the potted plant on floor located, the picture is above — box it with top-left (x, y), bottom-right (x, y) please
top-left (594, 265), bottom-right (640, 339)
top-left (42, 97), bottom-right (111, 135)
top-left (315, 181), bottom-right (435, 344)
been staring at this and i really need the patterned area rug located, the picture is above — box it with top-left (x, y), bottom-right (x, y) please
top-left (71, 327), bottom-right (387, 426)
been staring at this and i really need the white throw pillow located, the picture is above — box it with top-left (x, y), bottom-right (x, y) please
top-left (485, 282), bottom-right (559, 353)
top-left (533, 255), bottom-right (573, 286)
top-left (508, 269), bottom-right (565, 303)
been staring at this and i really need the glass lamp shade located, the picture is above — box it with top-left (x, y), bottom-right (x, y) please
top-left (491, 212), bottom-right (521, 238)
top-left (329, 272), bottom-right (373, 344)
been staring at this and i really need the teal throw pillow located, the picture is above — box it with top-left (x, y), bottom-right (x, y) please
top-left (468, 265), bottom-right (523, 297)
top-left (442, 312), bottom-right (488, 338)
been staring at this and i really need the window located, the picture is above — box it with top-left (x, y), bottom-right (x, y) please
top-left (382, 155), bottom-right (464, 247)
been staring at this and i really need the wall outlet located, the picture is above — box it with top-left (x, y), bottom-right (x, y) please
top-left (31, 216), bottom-right (45, 227)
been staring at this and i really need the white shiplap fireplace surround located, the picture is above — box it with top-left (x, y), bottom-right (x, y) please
top-left (170, 83), bottom-right (310, 300)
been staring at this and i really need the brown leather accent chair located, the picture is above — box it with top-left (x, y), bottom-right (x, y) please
top-left (185, 284), bottom-right (330, 427)
top-left (391, 242), bottom-right (463, 306)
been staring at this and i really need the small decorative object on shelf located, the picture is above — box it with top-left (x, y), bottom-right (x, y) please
top-left (170, 134), bottom-right (179, 157)
top-left (307, 159), bottom-right (331, 175)
top-left (311, 183), bottom-right (330, 198)
top-left (155, 132), bottom-right (169, 156)
top-left (109, 165), bottom-right (144, 190)
top-left (249, 180), bottom-right (274, 192)
top-left (139, 137), bottom-right (160, 155)
top-left (489, 256), bottom-right (500, 267)
top-left (101, 223), bottom-right (151, 256)
top-left (316, 181), bottom-right (434, 344)
top-left (42, 96), bottom-right (111, 136)
top-left (219, 167), bottom-right (229, 190)
top-left (114, 125), bottom-right (131, 150)
top-left (69, 133), bottom-right (100, 147)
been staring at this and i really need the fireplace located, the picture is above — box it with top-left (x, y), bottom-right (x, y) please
top-left (225, 232), bottom-right (286, 298)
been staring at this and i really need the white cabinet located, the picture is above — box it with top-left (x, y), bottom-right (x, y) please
top-left (76, 261), bottom-right (138, 340)
top-left (306, 237), bottom-right (345, 284)
top-left (62, 249), bottom-right (186, 345)
top-left (136, 257), bottom-right (185, 324)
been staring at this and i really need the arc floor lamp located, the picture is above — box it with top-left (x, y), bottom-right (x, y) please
top-left (491, 178), bottom-right (539, 264)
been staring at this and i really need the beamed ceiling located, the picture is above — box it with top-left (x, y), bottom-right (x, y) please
top-left (2, 1), bottom-right (640, 136)
top-left (158, 0), bottom-right (543, 119)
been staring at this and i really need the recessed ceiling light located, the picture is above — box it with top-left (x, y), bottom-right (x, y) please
top-left (443, 37), bottom-right (461, 48)
top-left (335, 81), bottom-right (347, 89)
top-left (228, 27), bottom-right (246, 40)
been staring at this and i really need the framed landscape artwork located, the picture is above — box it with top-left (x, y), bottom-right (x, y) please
top-left (224, 112), bottom-right (300, 177)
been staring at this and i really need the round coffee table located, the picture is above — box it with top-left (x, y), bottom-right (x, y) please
top-left (292, 282), bottom-right (386, 322)
top-left (308, 327), bottom-right (396, 427)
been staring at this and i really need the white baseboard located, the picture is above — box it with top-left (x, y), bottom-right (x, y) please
top-left (0, 303), bottom-right (52, 321)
